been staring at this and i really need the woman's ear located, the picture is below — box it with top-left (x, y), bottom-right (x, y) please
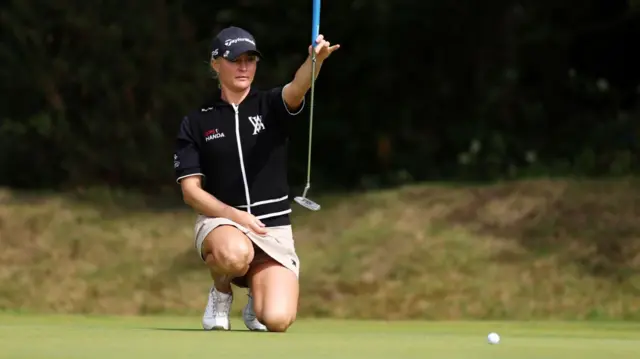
top-left (210, 58), bottom-right (220, 75)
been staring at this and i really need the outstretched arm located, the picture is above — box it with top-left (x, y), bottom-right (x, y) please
top-left (282, 34), bottom-right (340, 112)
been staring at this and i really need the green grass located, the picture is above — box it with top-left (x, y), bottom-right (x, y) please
top-left (1, 314), bottom-right (639, 359)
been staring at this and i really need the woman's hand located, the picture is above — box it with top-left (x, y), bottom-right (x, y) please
top-left (309, 34), bottom-right (340, 62)
top-left (228, 208), bottom-right (268, 235)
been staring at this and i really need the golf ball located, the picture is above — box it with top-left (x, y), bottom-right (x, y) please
top-left (487, 332), bottom-right (500, 344)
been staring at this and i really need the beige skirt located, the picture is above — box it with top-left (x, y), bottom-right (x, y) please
top-left (194, 215), bottom-right (300, 287)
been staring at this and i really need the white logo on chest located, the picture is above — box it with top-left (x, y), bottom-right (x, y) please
top-left (248, 115), bottom-right (265, 135)
top-left (205, 128), bottom-right (225, 142)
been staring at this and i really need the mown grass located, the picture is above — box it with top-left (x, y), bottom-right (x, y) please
top-left (1, 314), bottom-right (640, 359)
top-left (0, 178), bottom-right (639, 319)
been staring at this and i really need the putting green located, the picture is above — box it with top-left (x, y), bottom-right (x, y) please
top-left (1, 314), bottom-right (639, 359)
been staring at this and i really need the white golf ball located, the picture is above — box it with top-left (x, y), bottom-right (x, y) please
top-left (487, 332), bottom-right (500, 344)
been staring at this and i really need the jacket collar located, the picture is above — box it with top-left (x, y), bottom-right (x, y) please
top-left (210, 86), bottom-right (259, 107)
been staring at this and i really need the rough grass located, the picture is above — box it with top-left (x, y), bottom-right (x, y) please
top-left (0, 178), bottom-right (639, 320)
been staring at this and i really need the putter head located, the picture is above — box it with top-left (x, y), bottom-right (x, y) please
top-left (294, 196), bottom-right (321, 211)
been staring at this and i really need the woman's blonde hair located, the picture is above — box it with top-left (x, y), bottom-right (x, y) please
top-left (209, 58), bottom-right (221, 89)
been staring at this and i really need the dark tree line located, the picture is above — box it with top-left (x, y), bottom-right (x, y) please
top-left (1, 0), bottom-right (638, 193)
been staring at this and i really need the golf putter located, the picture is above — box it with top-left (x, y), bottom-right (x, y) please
top-left (294, 0), bottom-right (321, 212)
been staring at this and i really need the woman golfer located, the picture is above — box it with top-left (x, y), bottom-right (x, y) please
top-left (173, 26), bottom-right (339, 332)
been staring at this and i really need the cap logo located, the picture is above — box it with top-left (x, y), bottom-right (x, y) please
top-left (211, 48), bottom-right (218, 57)
top-left (224, 37), bottom-right (255, 46)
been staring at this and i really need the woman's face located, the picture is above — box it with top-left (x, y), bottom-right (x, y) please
top-left (212, 52), bottom-right (259, 92)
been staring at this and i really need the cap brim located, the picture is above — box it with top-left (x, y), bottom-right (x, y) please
top-left (227, 43), bottom-right (263, 61)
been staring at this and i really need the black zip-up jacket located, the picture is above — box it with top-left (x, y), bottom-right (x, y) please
top-left (173, 86), bottom-right (305, 226)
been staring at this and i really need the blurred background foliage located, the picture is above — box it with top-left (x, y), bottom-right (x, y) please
top-left (0, 0), bottom-right (638, 194)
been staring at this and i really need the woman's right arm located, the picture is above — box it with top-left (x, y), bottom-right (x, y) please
top-left (180, 176), bottom-right (266, 234)
top-left (180, 176), bottom-right (235, 219)
top-left (174, 116), bottom-right (266, 234)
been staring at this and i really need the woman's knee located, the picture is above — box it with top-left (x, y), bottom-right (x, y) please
top-left (260, 309), bottom-right (296, 333)
top-left (203, 226), bottom-right (254, 275)
top-left (249, 261), bottom-right (299, 332)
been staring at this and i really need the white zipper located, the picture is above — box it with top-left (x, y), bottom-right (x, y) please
top-left (232, 103), bottom-right (252, 214)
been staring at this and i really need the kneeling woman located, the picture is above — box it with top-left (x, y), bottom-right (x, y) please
top-left (173, 26), bottom-right (339, 332)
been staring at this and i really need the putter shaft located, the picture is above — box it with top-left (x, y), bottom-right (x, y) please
top-left (305, 51), bottom-right (317, 190)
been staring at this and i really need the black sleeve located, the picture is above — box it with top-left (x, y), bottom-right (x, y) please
top-left (173, 116), bottom-right (203, 184)
top-left (267, 85), bottom-right (306, 121)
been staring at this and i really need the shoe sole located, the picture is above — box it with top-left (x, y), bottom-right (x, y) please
top-left (202, 325), bottom-right (231, 331)
top-left (204, 326), bottom-right (230, 331)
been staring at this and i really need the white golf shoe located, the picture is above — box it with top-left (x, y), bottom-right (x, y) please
top-left (202, 285), bottom-right (233, 331)
top-left (243, 289), bottom-right (267, 331)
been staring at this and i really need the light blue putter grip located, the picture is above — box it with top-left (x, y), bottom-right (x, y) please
top-left (312, 0), bottom-right (321, 46)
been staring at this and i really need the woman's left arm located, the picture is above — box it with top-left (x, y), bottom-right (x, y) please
top-left (281, 34), bottom-right (340, 112)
